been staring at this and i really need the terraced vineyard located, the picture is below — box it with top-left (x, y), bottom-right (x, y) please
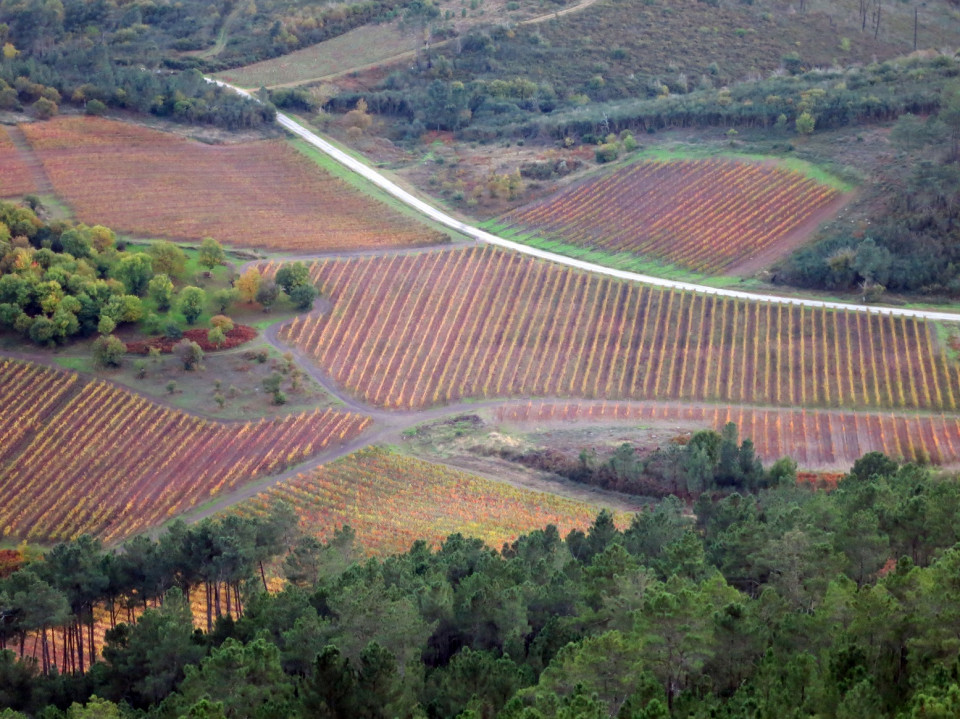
top-left (18, 116), bottom-right (444, 251)
top-left (0, 127), bottom-right (37, 198)
top-left (496, 158), bottom-right (843, 273)
top-left (0, 359), bottom-right (372, 544)
top-left (240, 446), bottom-right (629, 555)
top-left (267, 247), bottom-right (960, 411)
top-left (495, 401), bottom-right (960, 467)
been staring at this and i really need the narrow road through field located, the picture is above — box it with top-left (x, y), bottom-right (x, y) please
top-left (210, 80), bottom-right (960, 323)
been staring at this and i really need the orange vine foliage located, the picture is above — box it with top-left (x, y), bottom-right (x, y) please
top-left (0, 358), bottom-right (372, 544)
top-left (18, 117), bottom-right (444, 251)
top-left (265, 247), bottom-right (960, 412)
top-left (0, 127), bottom-right (37, 198)
top-left (240, 447), bottom-right (629, 555)
top-left (499, 158), bottom-right (842, 273)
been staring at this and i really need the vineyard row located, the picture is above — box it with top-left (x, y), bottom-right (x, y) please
top-left (499, 158), bottom-right (841, 273)
top-left (0, 358), bottom-right (372, 544)
top-left (240, 446), bottom-right (630, 557)
top-left (18, 117), bottom-right (443, 251)
top-left (266, 246), bottom-right (960, 412)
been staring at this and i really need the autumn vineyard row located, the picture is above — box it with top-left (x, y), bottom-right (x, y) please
top-left (266, 247), bottom-right (960, 412)
top-left (239, 446), bottom-right (631, 556)
top-left (0, 127), bottom-right (37, 199)
top-left (494, 401), bottom-right (960, 468)
top-left (0, 358), bottom-right (372, 544)
top-left (17, 116), bottom-right (444, 251)
top-left (497, 158), bottom-right (842, 273)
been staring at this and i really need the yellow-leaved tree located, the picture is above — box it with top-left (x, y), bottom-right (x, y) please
top-left (237, 268), bottom-right (262, 303)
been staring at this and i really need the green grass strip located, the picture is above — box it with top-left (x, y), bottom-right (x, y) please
top-left (633, 145), bottom-right (854, 192)
top-left (501, 230), bottom-right (752, 287)
top-left (287, 136), bottom-right (471, 243)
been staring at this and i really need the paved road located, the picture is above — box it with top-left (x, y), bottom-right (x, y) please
top-left (210, 79), bottom-right (960, 323)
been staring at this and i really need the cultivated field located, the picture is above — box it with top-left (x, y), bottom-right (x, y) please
top-left (18, 117), bottom-right (444, 251)
top-left (0, 127), bottom-right (38, 198)
top-left (0, 359), bottom-right (79, 466)
top-left (267, 247), bottom-right (960, 411)
top-left (215, 23), bottom-right (419, 88)
top-left (496, 158), bottom-right (843, 274)
top-left (240, 446), bottom-right (626, 555)
top-left (0, 359), bottom-right (372, 544)
top-left (494, 401), bottom-right (960, 468)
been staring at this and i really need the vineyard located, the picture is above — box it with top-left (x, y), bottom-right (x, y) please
top-left (0, 358), bottom-right (372, 544)
top-left (494, 401), bottom-right (960, 468)
top-left (0, 127), bottom-right (37, 198)
top-left (496, 158), bottom-right (843, 274)
top-left (18, 117), bottom-right (444, 251)
top-left (0, 359), bottom-right (79, 466)
top-left (240, 446), bottom-right (628, 555)
top-left (266, 247), bottom-right (960, 412)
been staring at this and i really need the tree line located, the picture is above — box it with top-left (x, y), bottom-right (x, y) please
top-left (489, 422), bottom-right (790, 499)
top-left (0, 200), bottom-right (317, 355)
top-left (5, 450), bottom-right (960, 716)
top-left (0, 201), bottom-right (226, 347)
top-left (319, 35), bottom-right (955, 143)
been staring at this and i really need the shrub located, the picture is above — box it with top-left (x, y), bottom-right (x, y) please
top-left (93, 335), bottom-right (126, 368)
top-left (31, 97), bottom-right (57, 119)
top-left (796, 111), bottom-right (816, 135)
top-left (263, 372), bottom-right (283, 394)
top-left (208, 326), bottom-right (226, 348)
top-left (210, 314), bottom-right (234, 332)
top-left (595, 143), bottom-right (619, 163)
top-left (174, 339), bottom-right (204, 370)
top-left (85, 99), bottom-right (107, 116)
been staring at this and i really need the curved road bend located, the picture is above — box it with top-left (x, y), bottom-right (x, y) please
top-left (211, 80), bottom-right (960, 323)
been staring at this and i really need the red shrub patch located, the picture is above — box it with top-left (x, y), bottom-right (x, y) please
top-left (126, 324), bottom-right (257, 354)
top-left (797, 472), bottom-right (843, 490)
top-left (0, 549), bottom-right (23, 578)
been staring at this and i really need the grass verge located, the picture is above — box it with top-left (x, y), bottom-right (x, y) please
top-left (288, 136), bottom-right (472, 244)
top-left (635, 145), bottom-right (854, 192)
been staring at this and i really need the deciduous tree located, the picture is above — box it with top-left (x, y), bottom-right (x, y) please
top-left (178, 286), bottom-right (206, 325)
top-left (236, 268), bottom-right (261, 303)
top-left (198, 237), bottom-right (225, 275)
top-left (92, 334), bottom-right (126, 367)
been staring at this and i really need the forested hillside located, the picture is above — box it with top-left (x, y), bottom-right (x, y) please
top-left (3, 453), bottom-right (960, 717)
top-left (776, 87), bottom-right (960, 295)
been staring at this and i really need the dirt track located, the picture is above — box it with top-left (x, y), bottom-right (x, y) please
top-left (261, 0), bottom-right (606, 90)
